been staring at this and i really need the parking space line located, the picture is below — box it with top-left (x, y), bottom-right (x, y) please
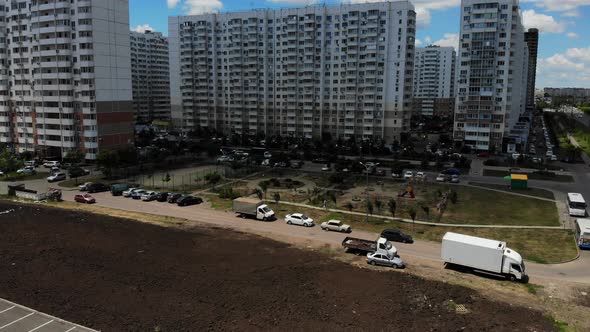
top-left (65, 327), bottom-right (77, 332)
top-left (0, 312), bottom-right (35, 329)
top-left (0, 306), bottom-right (14, 314)
top-left (27, 319), bottom-right (54, 332)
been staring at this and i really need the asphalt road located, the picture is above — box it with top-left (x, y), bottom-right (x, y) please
top-left (48, 189), bottom-right (590, 284)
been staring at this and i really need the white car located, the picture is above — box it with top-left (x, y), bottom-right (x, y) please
top-left (47, 172), bottom-right (66, 182)
top-left (436, 173), bottom-right (447, 182)
top-left (366, 252), bottom-right (405, 269)
top-left (122, 187), bottom-right (139, 197)
top-left (403, 171), bottom-right (414, 179)
top-left (43, 161), bottom-right (60, 168)
top-left (320, 219), bottom-right (351, 233)
top-left (321, 165), bottom-right (330, 171)
top-left (285, 213), bottom-right (314, 227)
top-left (78, 182), bottom-right (93, 191)
top-left (450, 174), bottom-right (460, 183)
top-left (415, 172), bottom-right (426, 179)
top-left (141, 191), bottom-right (158, 201)
top-left (264, 151), bottom-right (272, 159)
top-left (16, 166), bottom-right (36, 174)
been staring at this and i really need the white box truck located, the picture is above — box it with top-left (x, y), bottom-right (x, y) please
top-left (441, 232), bottom-right (527, 282)
top-left (232, 197), bottom-right (275, 221)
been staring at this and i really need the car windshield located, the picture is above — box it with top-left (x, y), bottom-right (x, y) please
top-left (301, 215), bottom-right (308, 220)
top-left (385, 242), bottom-right (393, 250)
top-left (261, 207), bottom-right (270, 213)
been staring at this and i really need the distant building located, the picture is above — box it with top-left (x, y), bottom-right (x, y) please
top-left (412, 45), bottom-right (456, 118)
top-left (169, 1), bottom-right (417, 143)
top-left (130, 30), bottom-right (171, 124)
top-left (453, 0), bottom-right (529, 153)
top-left (544, 88), bottom-right (590, 98)
top-left (524, 28), bottom-right (538, 110)
top-left (0, 0), bottom-right (133, 160)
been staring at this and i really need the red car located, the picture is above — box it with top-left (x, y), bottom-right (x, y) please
top-left (477, 151), bottom-right (489, 158)
top-left (74, 194), bottom-right (96, 204)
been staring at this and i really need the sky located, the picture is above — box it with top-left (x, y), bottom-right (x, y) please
top-left (129, 0), bottom-right (590, 89)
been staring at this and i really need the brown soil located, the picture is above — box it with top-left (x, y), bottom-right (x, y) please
top-left (0, 201), bottom-right (556, 331)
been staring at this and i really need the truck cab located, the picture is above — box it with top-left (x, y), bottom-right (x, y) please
top-left (257, 204), bottom-right (275, 220)
top-left (502, 248), bottom-right (526, 281)
top-left (376, 237), bottom-right (398, 258)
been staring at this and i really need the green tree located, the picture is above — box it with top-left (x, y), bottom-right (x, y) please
top-left (345, 201), bottom-right (354, 211)
top-left (407, 206), bottom-right (417, 231)
top-left (96, 150), bottom-right (119, 177)
top-left (449, 190), bottom-right (458, 204)
top-left (0, 149), bottom-right (23, 173)
top-left (253, 188), bottom-right (263, 200)
top-left (204, 172), bottom-right (221, 185)
top-left (63, 150), bottom-right (84, 164)
top-left (374, 198), bottom-right (383, 213)
top-left (327, 190), bottom-right (337, 205)
top-left (272, 192), bottom-right (281, 204)
top-left (366, 199), bottom-right (374, 215)
top-left (422, 206), bottom-right (430, 219)
top-left (259, 180), bottom-right (269, 199)
top-left (387, 199), bottom-right (397, 217)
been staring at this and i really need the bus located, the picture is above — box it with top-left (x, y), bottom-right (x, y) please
top-left (574, 219), bottom-right (590, 249)
top-left (567, 193), bottom-right (587, 217)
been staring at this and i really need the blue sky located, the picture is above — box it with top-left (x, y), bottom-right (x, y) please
top-left (130, 0), bottom-right (590, 88)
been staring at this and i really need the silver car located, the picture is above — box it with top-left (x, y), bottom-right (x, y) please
top-left (285, 213), bottom-right (314, 227)
top-left (320, 219), bottom-right (351, 233)
top-left (366, 252), bottom-right (405, 269)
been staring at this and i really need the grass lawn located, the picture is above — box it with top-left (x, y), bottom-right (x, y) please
top-left (1, 171), bottom-right (49, 182)
top-left (467, 182), bottom-right (555, 200)
top-left (572, 129), bottom-right (590, 156)
top-left (483, 169), bottom-right (574, 183)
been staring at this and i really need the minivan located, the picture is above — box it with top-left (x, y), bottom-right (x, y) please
top-left (111, 183), bottom-right (130, 196)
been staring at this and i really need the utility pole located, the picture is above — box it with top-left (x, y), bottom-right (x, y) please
top-left (360, 162), bottom-right (378, 223)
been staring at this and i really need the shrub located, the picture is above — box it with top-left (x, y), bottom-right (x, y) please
top-left (219, 187), bottom-right (240, 199)
top-left (205, 172), bottom-right (222, 185)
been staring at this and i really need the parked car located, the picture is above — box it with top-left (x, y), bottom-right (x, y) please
top-left (47, 172), bottom-right (66, 182)
top-left (78, 182), bottom-right (93, 191)
top-left (321, 165), bottom-right (330, 171)
top-left (380, 229), bottom-right (414, 244)
top-left (477, 152), bottom-right (489, 158)
top-left (43, 161), bottom-right (61, 168)
top-left (156, 192), bottom-right (170, 202)
top-left (366, 252), bottom-right (405, 269)
top-left (122, 187), bottom-right (139, 197)
top-left (285, 213), bottom-right (314, 227)
top-left (263, 151), bottom-right (272, 159)
top-left (110, 183), bottom-right (130, 196)
top-left (131, 189), bottom-right (147, 199)
top-left (167, 193), bottom-right (183, 203)
top-left (177, 195), bottom-right (203, 206)
top-left (436, 173), bottom-right (448, 182)
top-left (375, 169), bottom-right (386, 176)
top-left (87, 183), bottom-right (110, 193)
top-left (320, 219), bottom-right (351, 233)
top-left (403, 171), bottom-right (414, 179)
top-left (415, 171), bottom-right (426, 179)
top-left (141, 191), bottom-right (158, 201)
top-left (24, 160), bottom-right (38, 167)
top-left (450, 174), bottom-right (460, 183)
top-left (391, 171), bottom-right (402, 178)
top-left (16, 166), bottom-right (36, 175)
top-left (68, 166), bottom-right (90, 178)
top-left (74, 193), bottom-right (96, 204)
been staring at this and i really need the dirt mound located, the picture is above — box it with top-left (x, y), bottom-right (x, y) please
top-left (0, 201), bottom-right (555, 331)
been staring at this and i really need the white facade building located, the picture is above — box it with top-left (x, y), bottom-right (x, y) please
top-left (169, 1), bottom-right (416, 143)
top-left (413, 45), bottom-right (456, 117)
top-left (130, 30), bottom-right (170, 123)
top-left (0, 0), bottom-right (133, 160)
top-left (453, 0), bottom-right (528, 152)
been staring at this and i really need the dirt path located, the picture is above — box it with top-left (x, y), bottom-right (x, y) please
top-left (0, 201), bottom-right (557, 331)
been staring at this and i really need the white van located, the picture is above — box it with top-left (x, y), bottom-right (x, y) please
top-left (567, 193), bottom-right (587, 217)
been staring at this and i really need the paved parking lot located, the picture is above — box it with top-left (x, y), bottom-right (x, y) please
top-left (0, 299), bottom-right (96, 332)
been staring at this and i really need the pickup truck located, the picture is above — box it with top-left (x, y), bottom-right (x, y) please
top-left (341, 236), bottom-right (397, 257)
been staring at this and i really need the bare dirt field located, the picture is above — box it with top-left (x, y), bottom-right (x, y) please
top-left (0, 201), bottom-right (557, 331)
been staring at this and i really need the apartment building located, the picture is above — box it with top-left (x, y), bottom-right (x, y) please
top-left (524, 28), bottom-right (538, 110)
top-left (0, 0), bottom-right (133, 160)
top-left (412, 45), bottom-right (456, 118)
top-left (130, 30), bottom-right (170, 123)
top-left (169, 1), bottom-right (416, 143)
top-left (544, 87), bottom-right (590, 98)
top-left (453, 0), bottom-right (529, 153)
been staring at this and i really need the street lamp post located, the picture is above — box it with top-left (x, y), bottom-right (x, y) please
top-left (360, 162), bottom-right (378, 223)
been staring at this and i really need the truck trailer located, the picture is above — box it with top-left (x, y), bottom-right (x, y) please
top-left (441, 232), bottom-right (527, 282)
top-left (232, 197), bottom-right (275, 221)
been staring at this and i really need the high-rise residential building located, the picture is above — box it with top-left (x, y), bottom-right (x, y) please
top-left (524, 28), bottom-right (538, 110)
top-left (130, 30), bottom-right (171, 124)
top-left (453, 0), bottom-right (529, 153)
top-left (0, 0), bottom-right (133, 160)
top-left (169, 1), bottom-right (416, 143)
top-left (412, 45), bottom-right (456, 118)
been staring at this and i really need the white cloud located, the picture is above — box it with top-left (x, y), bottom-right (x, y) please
top-left (536, 47), bottom-right (590, 88)
top-left (183, 0), bottom-right (223, 15)
top-left (521, 0), bottom-right (590, 13)
top-left (424, 36), bottom-right (432, 44)
top-left (432, 33), bottom-right (459, 50)
top-left (565, 47), bottom-right (590, 62)
top-left (566, 32), bottom-right (578, 38)
top-left (415, 7), bottom-right (431, 29)
top-left (521, 9), bottom-right (566, 33)
top-left (415, 39), bottom-right (423, 47)
top-left (167, 0), bottom-right (182, 8)
top-left (562, 9), bottom-right (580, 17)
top-left (131, 24), bottom-right (155, 33)
top-left (268, 0), bottom-right (314, 3)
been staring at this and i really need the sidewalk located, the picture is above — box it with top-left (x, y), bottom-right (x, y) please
top-left (274, 200), bottom-right (567, 230)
